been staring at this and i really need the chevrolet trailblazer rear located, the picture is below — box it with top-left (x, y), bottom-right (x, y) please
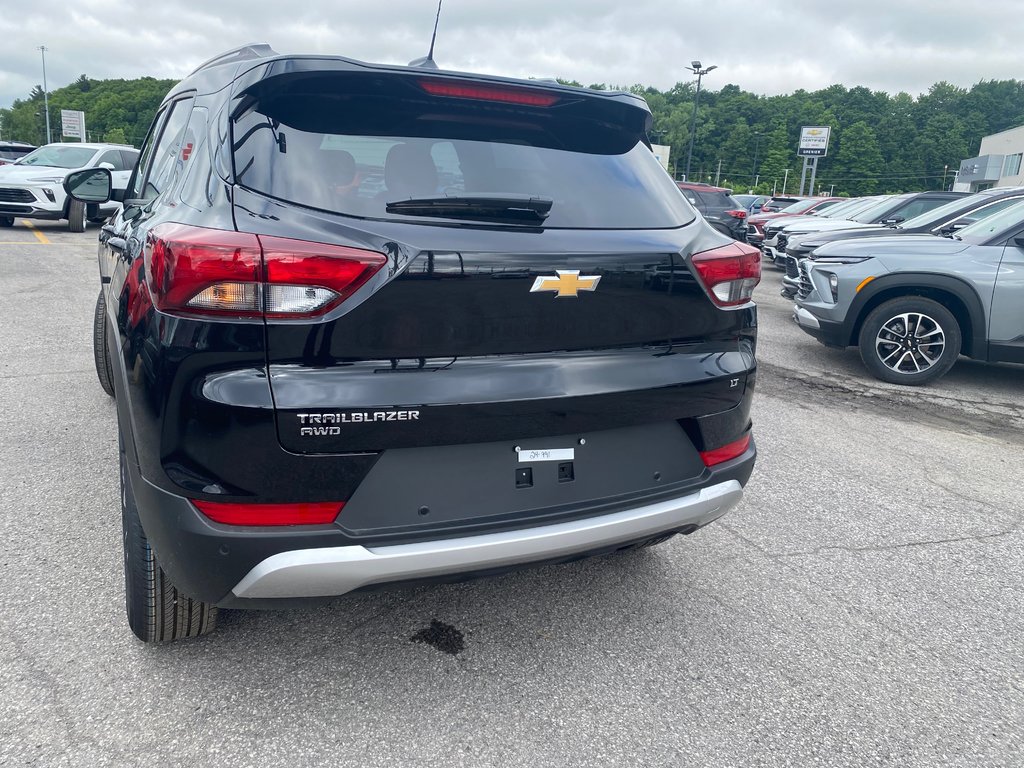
top-left (80, 47), bottom-right (759, 641)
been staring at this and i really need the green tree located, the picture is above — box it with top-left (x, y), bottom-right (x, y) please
top-left (103, 127), bottom-right (128, 144)
top-left (831, 121), bottom-right (885, 195)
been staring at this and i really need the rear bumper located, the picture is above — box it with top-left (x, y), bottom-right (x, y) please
top-left (231, 479), bottom-right (743, 600)
top-left (126, 436), bottom-right (754, 606)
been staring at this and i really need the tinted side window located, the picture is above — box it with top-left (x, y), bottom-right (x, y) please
top-left (97, 150), bottom-right (126, 171)
top-left (144, 97), bottom-right (195, 199)
top-left (120, 150), bottom-right (140, 170)
top-left (894, 198), bottom-right (946, 221)
top-left (127, 107), bottom-right (167, 201)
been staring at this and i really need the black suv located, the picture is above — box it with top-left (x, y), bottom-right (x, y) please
top-left (676, 182), bottom-right (748, 240)
top-left (67, 45), bottom-right (758, 642)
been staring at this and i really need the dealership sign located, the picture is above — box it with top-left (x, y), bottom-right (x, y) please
top-left (797, 126), bottom-right (831, 157)
top-left (61, 109), bottom-right (86, 140)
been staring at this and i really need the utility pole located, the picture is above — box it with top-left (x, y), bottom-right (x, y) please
top-left (684, 60), bottom-right (717, 181)
top-left (751, 131), bottom-right (762, 187)
top-left (782, 168), bottom-right (791, 195)
top-left (37, 45), bottom-right (51, 144)
top-left (829, 184), bottom-right (836, 196)
top-left (714, 158), bottom-right (722, 186)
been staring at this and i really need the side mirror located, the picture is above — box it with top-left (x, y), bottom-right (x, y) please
top-left (881, 216), bottom-right (904, 226)
top-left (1014, 236), bottom-right (1024, 249)
top-left (63, 167), bottom-right (112, 203)
top-left (939, 220), bottom-right (970, 237)
top-left (122, 204), bottom-right (144, 222)
top-left (98, 162), bottom-right (116, 170)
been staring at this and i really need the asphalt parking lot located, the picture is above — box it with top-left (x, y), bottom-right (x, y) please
top-left (1, 221), bottom-right (1022, 767)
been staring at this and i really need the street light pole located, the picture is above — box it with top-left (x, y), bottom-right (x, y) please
top-left (751, 131), bottom-right (762, 187)
top-left (684, 60), bottom-right (717, 182)
top-left (37, 45), bottom-right (51, 144)
top-left (782, 168), bottom-right (791, 194)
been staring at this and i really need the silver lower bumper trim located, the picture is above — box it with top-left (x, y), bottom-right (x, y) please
top-left (231, 480), bottom-right (744, 599)
top-left (793, 305), bottom-right (821, 329)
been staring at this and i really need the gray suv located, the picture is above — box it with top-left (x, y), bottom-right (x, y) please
top-left (792, 200), bottom-right (1024, 385)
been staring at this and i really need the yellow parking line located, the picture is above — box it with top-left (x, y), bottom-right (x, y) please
top-left (22, 220), bottom-right (50, 244)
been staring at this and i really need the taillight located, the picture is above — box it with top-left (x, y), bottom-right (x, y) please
top-left (418, 79), bottom-right (560, 107)
top-left (261, 236), bottom-right (386, 318)
top-left (143, 223), bottom-right (387, 318)
top-left (690, 242), bottom-right (761, 307)
top-left (726, 209), bottom-right (747, 219)
top-left (145, 224), bottom-right (263, 317)
top-left (193, 500), bottom-right (344, 526)
top-left (700, 434), bottom-right (751, 467)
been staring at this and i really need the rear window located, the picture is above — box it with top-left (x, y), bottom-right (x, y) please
top-left (0, 147), bottom-right (33, 161)
top-left (231, 73), bottom-right (694, 230)
top-left (693, 190), bottom-right (738, 208)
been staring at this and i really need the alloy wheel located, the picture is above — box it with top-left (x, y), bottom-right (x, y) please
top-left (874, 312), bottom-right (945, 374)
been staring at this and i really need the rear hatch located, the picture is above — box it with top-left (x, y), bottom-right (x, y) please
top-left (228, 64), bottom-right (755, 454)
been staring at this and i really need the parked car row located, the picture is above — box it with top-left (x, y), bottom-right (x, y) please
top-left (0, 142), bottom-right (138, 231)
top-left (754, 186), bottom-right (1024, 384)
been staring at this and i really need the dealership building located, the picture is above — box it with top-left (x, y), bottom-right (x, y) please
top-left (954, 125), bottom-right (1024, 192)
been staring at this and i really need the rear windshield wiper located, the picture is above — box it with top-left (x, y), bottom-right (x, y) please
top-left (386, 194), bottom-right (552, 225)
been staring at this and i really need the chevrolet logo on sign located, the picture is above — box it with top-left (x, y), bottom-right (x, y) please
top-left (529, 270), bottom-right (601, 298)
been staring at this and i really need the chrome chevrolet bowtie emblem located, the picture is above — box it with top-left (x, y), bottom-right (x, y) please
top-left (529, 270), bottom-right (601, 298)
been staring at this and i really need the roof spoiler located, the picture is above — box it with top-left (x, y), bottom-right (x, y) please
top-left (190, 43), bottom-right (278, 76)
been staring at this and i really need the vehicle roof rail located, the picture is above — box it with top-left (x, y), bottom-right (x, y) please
top-left (189, 43), bottom-right (278, 76)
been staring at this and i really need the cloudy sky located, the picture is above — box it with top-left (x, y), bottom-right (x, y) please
top-left (2, 0), bottom-right (1023, 109)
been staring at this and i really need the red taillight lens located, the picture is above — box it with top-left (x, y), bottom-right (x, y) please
top-left (261, 236), bottom-right (387, 318)
top-left (145, 224), bottom-right (263, 316)
top-left (193, 500), bottom-right (344, 526)
top-left (726, 209), bottom-right (747, 219)
top-left (419, 79), bottom-right (561, 107)
top-left (690, 242), bottom-right (762, 307)
top-left (142, 224), bottom-right (387, 319)
top-left (700, 434), bottom-right (751, 467)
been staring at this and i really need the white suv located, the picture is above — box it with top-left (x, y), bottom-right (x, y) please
top-left (0, 143), bottom-right (139, 232)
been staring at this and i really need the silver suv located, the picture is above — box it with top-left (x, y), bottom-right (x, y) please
top-left (792, 200), bottom-right (1024, 385)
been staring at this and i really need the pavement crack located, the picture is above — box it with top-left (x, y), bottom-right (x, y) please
top-left (773, 527), bottom-right (1021, 560)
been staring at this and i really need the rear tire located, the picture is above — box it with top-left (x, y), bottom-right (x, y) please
top-left (93, 291), bottom-right (115, 398)
top-left (858, 296), bottom-right (961, 385)
top-left (121, 438), bottom-right (218, 642)
top-left (68, 199), bottom-right (86, 232)
top-left (0, 216), bottom-right (13, 228)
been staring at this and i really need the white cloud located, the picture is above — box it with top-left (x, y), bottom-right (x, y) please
top-left (2, 0), bottom-right (1024, 110)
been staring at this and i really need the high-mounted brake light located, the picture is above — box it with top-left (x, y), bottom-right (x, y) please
top-left (143, 224), bottom-right (387, 319)
top-left (193, 500), bottom-right (344, 526)
top-left (690, 241), bottom-right (761, 307)
top-left (700, 434), bottom-right (751, 467)
top-left (419, 79), bottom-right (561, 107)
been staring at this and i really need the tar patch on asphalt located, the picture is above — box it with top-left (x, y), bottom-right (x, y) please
top-left (411, 619), bottom-right (465, 655)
